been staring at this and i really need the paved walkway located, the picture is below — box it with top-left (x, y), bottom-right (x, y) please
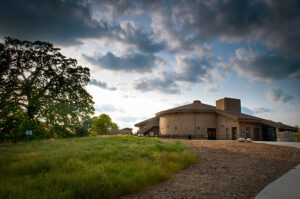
top-left (255, 164), bottom-right (300, 199)
top-left (254, 141), bottom-right (300, 149)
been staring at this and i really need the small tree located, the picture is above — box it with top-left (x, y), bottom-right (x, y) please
top-left (91, 114), bottom-right (119, 135)
top-left (0, 37), bottom-right (94, 140)
top-left (294, 125), bottom-right (300, 141)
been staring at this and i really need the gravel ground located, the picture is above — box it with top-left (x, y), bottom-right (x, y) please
top-left (122, 140), bottom-right (300, 199)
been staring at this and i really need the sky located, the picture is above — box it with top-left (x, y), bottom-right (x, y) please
top-left (1, 0), bottom-right (300, 130)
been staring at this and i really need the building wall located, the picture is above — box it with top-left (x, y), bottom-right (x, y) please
top-left (216, 115), bottom-right (239, 140)
top-left (239, 122), bottom-right (263, 140)
top-left (159, 112), bottom-right (217, 137)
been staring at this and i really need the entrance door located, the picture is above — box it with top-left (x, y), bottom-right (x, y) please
top-left (207, 128), bottom-right (216, 140)
top-left (232, 127), bottom-right (237, 140)
top-left (254, 128), bottom-right (259, 141)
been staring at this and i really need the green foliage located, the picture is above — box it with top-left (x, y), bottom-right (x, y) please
top-left (0, 136), bottom-right (196, 199)
top-left (74, 117), bottom-right (93, 137)
top-left (294, 125), bottom-right (300, 140)
top-left (91, 114), bottom-right (119, 135)
top-left (0, 37), bottom-right (94, 141)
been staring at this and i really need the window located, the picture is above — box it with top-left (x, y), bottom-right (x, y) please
top-left (167, 125), bottom-right (169, 128)
top-left (175, 126), bottom-right (177, 130)
top-left (197, 126), bottom-right (200, 130)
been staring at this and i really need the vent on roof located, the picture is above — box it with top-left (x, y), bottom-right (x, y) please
top-left (193, 100), bottom-right (201, 104)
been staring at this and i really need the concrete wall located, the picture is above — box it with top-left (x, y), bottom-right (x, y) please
top-left (216, 115), bottom-right (239, 140)
top-left (159, 112), bottom-right (217, 137)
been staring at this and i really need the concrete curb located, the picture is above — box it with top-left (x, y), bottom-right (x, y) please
top-left (255, 164), bottom-right (300, 199)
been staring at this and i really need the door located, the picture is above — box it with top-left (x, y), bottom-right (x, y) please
top-left (232, 127), bottom-right (237, 140)
top-left (254, 128), bottom-right (259, 141)
top-left (207, 128), bottom-right (216, 140)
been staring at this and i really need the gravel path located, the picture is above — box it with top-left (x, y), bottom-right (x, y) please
top-left (123, 140), bottom-right (300, 199)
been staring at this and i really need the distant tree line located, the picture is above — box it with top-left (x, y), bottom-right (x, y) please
top-left (0, 37), bottom-right (118, 142)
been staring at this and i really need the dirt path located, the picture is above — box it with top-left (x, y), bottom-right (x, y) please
top-left (123, 140), bottom-right (300, 199)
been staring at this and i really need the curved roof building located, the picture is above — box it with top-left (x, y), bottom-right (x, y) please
top-left (135, 97), bottom-right (297, 141)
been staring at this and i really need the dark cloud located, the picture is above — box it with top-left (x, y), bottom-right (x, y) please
top-left (134, 73), bottom-right (180, 94)
top-left (176, 56), bottom-right (213, 83)
top-left (116, 22), bottom-right (165, 54)
top-left (0, 0), bottom-right (120, 45)
top-left (84, 51), bottom-right (158, 73)
top-left (0, 0), bottom-right (165, 52)
top-left (89, 79), bottom-right (117, 91)
top-left (2, 0), bottom-right (300, 56)
top-left (265, 87), bottom-right (294, 104)
top-left (151, 0), bottom-right (300, 56)
top-left (170, 0), bottom-right (268, 42)
top-left (98, 0), bottom-right (300, 84)
top-left (104, 0), bottom-right (300, 58)
top-left (230, 49), bottom-right (300, 81)
top-left (95, 104), bottom-right (123, 113)
top-left (133, 55), bottom-right (216, 94)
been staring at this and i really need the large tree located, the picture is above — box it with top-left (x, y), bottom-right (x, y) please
top-left (0, 37), bottom-right (94, 138)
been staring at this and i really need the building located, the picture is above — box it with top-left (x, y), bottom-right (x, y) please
top-left (110, 128), bottom-right (133, 135)
top-left (135, 97), bottom-right (297, 141)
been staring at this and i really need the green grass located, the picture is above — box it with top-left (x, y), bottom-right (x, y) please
top-left (0, 135), bottom-right (196, 199)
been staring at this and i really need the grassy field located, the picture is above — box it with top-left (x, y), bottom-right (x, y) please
top-left (0, 135), bottom-right (196, 199)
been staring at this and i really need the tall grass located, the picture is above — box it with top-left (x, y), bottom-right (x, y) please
top-left (0, 135), bottom-right (196, 199)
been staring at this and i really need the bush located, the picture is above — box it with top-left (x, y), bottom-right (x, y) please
top-left (294, 132), bottom-right (300, 140)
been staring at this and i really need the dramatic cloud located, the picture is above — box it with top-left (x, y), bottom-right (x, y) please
top-left (2, 0), bottom-right (299, 56)
top-left (134, 73), bottom-right (180, 94)
top-left (116, 22), bottom-right (165, 54)
top-left (230, 48), bottom-right (300, 81)
top-left (0, 0), bottom-right (166, 52)
top-left (150, 0), bottom-right (300, 56)
top-left (265, 87), bottom-right (294, 104)
top-left (0, 0), bottom-right (120, 45)
top-left (175, 55), bottom-right (214, 83)
top-left (84, 51), bottom-right (159, 73)
top-left (95, 104), bottom-right (124, 113)
top-left (89, 79), bottom-right (117, 91)
top-left (133, 55), bottom-right (216, 94)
